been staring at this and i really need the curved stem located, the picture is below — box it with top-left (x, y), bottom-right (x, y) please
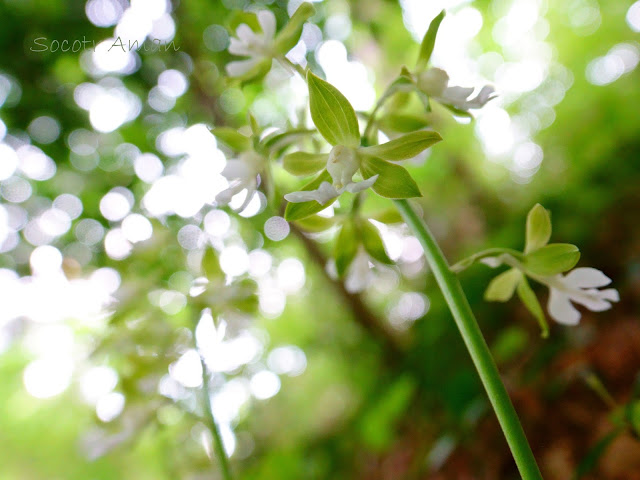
top-left (394, 199), bottom-right (543, 480)
top-left (198, 354), bottom-right (233, 480)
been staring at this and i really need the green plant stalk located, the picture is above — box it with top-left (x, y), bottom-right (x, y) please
top-left (198, 355), bottom-right (233, 480)
top-left (394, 199), bottom-right (543, 480)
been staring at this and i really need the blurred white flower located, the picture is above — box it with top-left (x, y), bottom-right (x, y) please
top-left (216, 151), bottom-right (263, 210)
top-left (227, 10), bottom-right (276, 77)
top-left (417, 68), bottom-right (495, 111)
top-left (284, 145), bottom-right (378, 205)
top-left (545, 267), bottom-right (619, 325)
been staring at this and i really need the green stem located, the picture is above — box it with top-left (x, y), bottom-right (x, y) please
top-left (198, 354), bottom-right (233, 480)
top-left (394, 199), bottom-right (543, 480)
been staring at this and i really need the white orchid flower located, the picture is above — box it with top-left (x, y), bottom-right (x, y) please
top-left (226, 10), bottom-right (276, 78)
top-left (545, 268), bottom-right (619, 325)
top-left (417, 68), bottom-right (495, 111)
top-left (483, 253), bottom-right (619, 326)
top-left (344, 249), bottom-right (373, 293)
top-left (284, 145), bottom-right (379, 205)
top-left (216, 151), bottom-right (263, 210)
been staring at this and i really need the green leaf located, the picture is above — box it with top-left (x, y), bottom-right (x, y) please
top-left (211, 127), bottom-right (251, 151)
top-left (517, 276), bottom-right (549, 338)
top-left (416, 10), bottom-right (445, 70)
top-left (370, 208), bottom-right (403, 224)
top-left (573, 428), bottom-right (623, 480)
top-left (284, 169), bottom-right (332, 221)
top-left (295, 214), bottom-right (337, 232)
top-left (307, 71), bottom-right (360, 148)
top-left (202, 247), bottom-right (223, 278)
top-left (282, 151), bottom-right (327, 176)
top-left (260, 128), bottom-right (315, 156)
top-left (484, 268), bottom-right (521, 302)
top-left (273, 2), bottom-right (316, 54)
top-left (359, 220), bottom-right (393, 264)
top-left (359, 131), bottom-right (442, 161)
top-left (360, 157), bottom-right (422, 198)
top-left (378, 114), bottom-right (431, 133)
top-left (525, 203), bottom-right (551, 254)
top-left (335, 221), bottom-right (358, 277)
top-left (524, 243), bottom-right (580, 276)
top-left (230, 57), bottom-right (272, 84)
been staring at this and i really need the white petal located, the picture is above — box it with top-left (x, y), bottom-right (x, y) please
top-left (226, 58), bottom-right (260, 77)
top-left (345, 250), bottom-right (371, 293)
top-left (221, 159), bottom-right (253, 180)
top-left (284, 182), bottom-right (339, 204)
top-left (236, 24), bottom-right (257, 44)
top-left (564, 267), bottom-right (611, 288)
top-left (257, 10), bottom-right (276, 41)
top-left (600, 288), bottom-right (620, 302)
top-left (216, 181), bottom-right (244, 205)
top-left (344, 175), bottom-right (378, 193)
top-left (228, 37), bottom-right (251, 56)
top-left (443, 86), bottom-right (474, 103)
top-left (548, 288), bottom-right (581, 325)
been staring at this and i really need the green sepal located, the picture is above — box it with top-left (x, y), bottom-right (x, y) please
top-left (378, 114), bottom-right (431, 133)
top-left (229, 58), bottom-right (272, 84)
top-left (335, 221), bottom-right (358, 277)
top-left (260, 128), bottom-right (315, 156)
top-left (370, 208), bottom-right (403, 224)
top-left (211, 127), bottom-right (251, 151)
top-left (307, 71), bottom-right (360, 148)
top-left (282, 151), bottom-right (327, 176)
top-left (284, 169), bottom-right (332, 221)
top-left (359, 131), bottom-right (442, 161)
top-left (525, 203), bottom-right (551, 254)
top-left (359, 220), bottom-right (393, 264)
top-left (484, 268), bottom-right (521, 302)
top-left (416, 10), bottom-right (445, 70)
top-left (202, 247), bottom-right (223, 279)
top-left (516, 276), bottom-right (549, 338)
top-left (524, 243), bottom-right (580, 276)
top-left (295, 214), bottom-right (337, 232)
top-left (273, 2), bottom-right (316, 54)
top-left (360, 157), bottom-right (422, 199)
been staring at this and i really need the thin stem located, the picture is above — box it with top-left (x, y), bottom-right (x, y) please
top-left (277, 56), bottom-right (306, 79)
top-left (394, 199), bottom-right (543, 480)
top-left (198, 354), bottom-right (233, 480)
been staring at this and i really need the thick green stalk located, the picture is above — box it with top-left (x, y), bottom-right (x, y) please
top-left (199, 355), bottom-right (233, 480)
top-left (394, 199), bottom-right (543, 480)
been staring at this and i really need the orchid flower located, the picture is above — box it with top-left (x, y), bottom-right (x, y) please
top-left (226, 11), bottom-right (277, 78)
top-left (216, 151), bottom-right (264, 211)
top-left (226, 4), bottom-right (315, 80)
top-left (284, 145), bottom-right (379, 204)
top-left (417, 68), bottom-right (495, 111)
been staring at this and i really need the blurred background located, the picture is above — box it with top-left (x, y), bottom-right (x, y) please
top-left (0, 0), bottom-right (639, 479)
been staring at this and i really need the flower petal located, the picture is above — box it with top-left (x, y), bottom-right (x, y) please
top-left (236, 24), bottom-right (257, 44)
top-left (284, 182), bottom-right (339, 204)
top-left (226, 58), bottom-right (260, 77)
top-left (570, 288), bottom-right (618, 312)
top-left (344, 174), bottom-right (378, 193)
top-left (257, 10), bottom-right (277, 40)
top-left (548, 288), bottom-right (581, 325)
top-left (443, 86), bottom-right (474, 103)
top-left (564, 267), bottom-right (611, 288)
top-left (228, 37), bottom-right (251, 56)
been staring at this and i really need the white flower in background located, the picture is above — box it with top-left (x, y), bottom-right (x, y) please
top-left (284, 145), bottom-right (378, 205)
top-left (227, 10), bottom-right (276, 77)
top-left (417, 68), bottom-right (495, 111)
top-left (344, 249), bottom-right (373, 293)
top-left (545, 267), bottom-right (619, 325)
top-left (216, 151), bottom-right (263, 210)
